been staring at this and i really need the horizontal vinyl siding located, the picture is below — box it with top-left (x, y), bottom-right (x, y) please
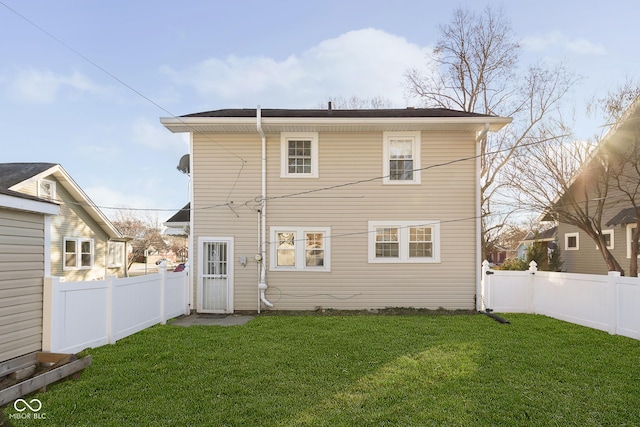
top-left (559, 185), bottom-right (637, 275)
top-left (192, 134), bottom-right (262, 311)
top-left (49, 180), bottom-right (110, 281)
top-left (0, 208), bottom-right (44, 363)
top-left (193, 131), bottom-right (478, 311)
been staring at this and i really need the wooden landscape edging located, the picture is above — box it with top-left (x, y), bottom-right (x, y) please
top-left (0, 352), bottom-right (92, 407)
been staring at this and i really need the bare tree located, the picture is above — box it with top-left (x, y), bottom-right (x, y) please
top-left (404, 6), bottom-right (578, 260)
top-left (597, 83), bottom-right (640, 275)
top-left (509, 131), bottom-right (625, 273)
top-left (319, 95), bottom-right (393, 109)
top-left (112, 210), bottom-right (167, 269)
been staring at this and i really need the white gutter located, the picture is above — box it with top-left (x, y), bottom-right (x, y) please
top-left (257, 106), bottom-right (273, 311)
top-left (476, 123), bottom-right (490, 311)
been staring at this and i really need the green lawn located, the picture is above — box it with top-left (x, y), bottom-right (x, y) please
top-left (4, 313), bottom-right (640, 426)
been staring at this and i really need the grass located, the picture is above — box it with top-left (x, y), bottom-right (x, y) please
top-left (3, 313), bottom-right (640, 426)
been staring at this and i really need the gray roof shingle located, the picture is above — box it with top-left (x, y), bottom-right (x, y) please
top-left (0, 162), bottom-right (57, 189)
top-left (181, 108), bottom-right (496, 119)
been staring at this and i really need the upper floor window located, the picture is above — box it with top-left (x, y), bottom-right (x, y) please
top-left (38, 179), bottom-right (56, 201)
top-left (565, 232), bottom-right (579, 251)
top-left (368, 221), bottom-right (440, 263)
top-left (270, 226), bottom-right (330, 271)
top-left (64, 237), bottom-right (94, 270)
top-left (281, 132), bottom-right (319, 178)
top-left (383, 131), bottom-right (421, 184)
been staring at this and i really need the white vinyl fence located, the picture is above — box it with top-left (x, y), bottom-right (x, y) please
top-left (481, 260), bottom-right (640, 340)
top-left (42, 266), bottom-right (190, 354)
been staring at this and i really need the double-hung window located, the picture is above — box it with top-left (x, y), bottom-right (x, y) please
top-left (270, 227), bottom-right (330, 271)
top-left (64, 237), bottom-right (94, 269)
top-left (368, 221), bottom-right (440, 263)
top-left (383, 131), bottom-right (421, 184)
top-left (281, 132), bottom-right (319, 178)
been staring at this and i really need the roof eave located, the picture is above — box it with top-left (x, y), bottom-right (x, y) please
top-left (160, 116), bottom-right (512, 134)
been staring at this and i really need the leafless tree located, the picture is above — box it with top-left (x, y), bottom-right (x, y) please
top-left (597, 82), bottom-right (640, 275)
top-left (509, 130), bottom-right (625, 273)
top-left (404, 6), bottom-right (579, 260)
top-left (111, 210), bottom-right (167, 269)
top-left (319, 95), bottom-right (393, 109)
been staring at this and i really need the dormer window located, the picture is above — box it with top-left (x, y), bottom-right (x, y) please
top-left (38, 179), bottom-right (56, 201)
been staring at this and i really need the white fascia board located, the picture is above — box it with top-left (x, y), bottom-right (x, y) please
top-left (0, 193), bottom-right (60, 215)
top-left (161, 116), bottom-right (512, 133)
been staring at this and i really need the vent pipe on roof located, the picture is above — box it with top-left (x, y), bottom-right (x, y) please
top-left (328, 101), bottom-right (332, 111)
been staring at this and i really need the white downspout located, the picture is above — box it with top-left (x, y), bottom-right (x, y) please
top-left (476, 123), bottom-right (490, 311)
top-left (257, 106), bottom-right (273, 311)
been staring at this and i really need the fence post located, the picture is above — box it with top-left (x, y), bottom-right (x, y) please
top-left (528, 261), bottom-right (538, 314)
top-left (481, 260), bottom-right (491, 311)
top-left (159, 263), bottom-right (166, 324)
top-left (105, 275), bottom-right (118, 345)
top-left (607, 271), bottom-right (621, 335)
top-left (184, 267), bottom-right (191, 316)
top-left (42, 277), bottom-right (55, 352)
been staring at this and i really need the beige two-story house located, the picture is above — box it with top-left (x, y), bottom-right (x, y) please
top-left (161, 107), bottom-right (511, 313)
top-left (0, 163), bottom-right (128, 281)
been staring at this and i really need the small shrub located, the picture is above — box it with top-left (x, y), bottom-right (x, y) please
top-left (499, 258), bottom-right (528, 270)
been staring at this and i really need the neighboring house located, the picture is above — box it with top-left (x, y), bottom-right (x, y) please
top-left (0, 187), bottom-right (59, 363)
top-left (553, 98), bottom-right (640, 275)
top-left (486, 245), bottom-right (516, 265)
top-left (0, 163), bottom-right (128, 281)
top-left (161, 107), bottom-right (511, 313)
top-left (163, 203), bottom-right (190, 236)
top-left (519, 226), bottom-right (558, 260)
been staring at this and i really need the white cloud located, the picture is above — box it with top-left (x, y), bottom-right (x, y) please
top-left (6, 68), bottom-right (114, 104)
top-left (132, 117), bottom-right (189, 151)
top-left (521, 32), bottom-right (606, 55)
top-left (161, 28), bottom-right (431, 107)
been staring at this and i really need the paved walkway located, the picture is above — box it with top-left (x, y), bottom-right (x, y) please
top-left (170, 314), bottom-right (254, 327)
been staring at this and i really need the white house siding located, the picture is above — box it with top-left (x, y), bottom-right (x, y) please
top-left (22, 177), bottom-right (112, 281)
top-left (0, 208), bottom-right (45, 363)
top-left (192, 131), bottom-right (478, 311)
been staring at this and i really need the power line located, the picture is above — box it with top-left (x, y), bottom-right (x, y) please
top-left (0, 1), bottom-right (247, 190)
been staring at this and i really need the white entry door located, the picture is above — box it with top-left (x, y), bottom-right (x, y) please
top-left (198, 237), bottom-right (233, 313)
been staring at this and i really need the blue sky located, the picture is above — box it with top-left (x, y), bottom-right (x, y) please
top-left (1, 0), bottom-right (638, 222)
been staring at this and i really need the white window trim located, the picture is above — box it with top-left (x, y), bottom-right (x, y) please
top-left (626, 224), bottom-right (640, 259)
top-left (596, 229), bottom-right (614, 250)
top-left (368, 220), bottom-right (440, 263)
top-left (107, 241), bottom-right (125, 268)
top-left (38, 179), bottom-right (56, 201)
top-left (269, 226), bottom-right (331, 271)
top-left (382, 131), bottom-right (421, 185)
top-left (564, 232), bottom-right (579, 251)
top-left (63, 237), bottom-right (94, 270)
top-left (280, 132), bottom-right (319, 178)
